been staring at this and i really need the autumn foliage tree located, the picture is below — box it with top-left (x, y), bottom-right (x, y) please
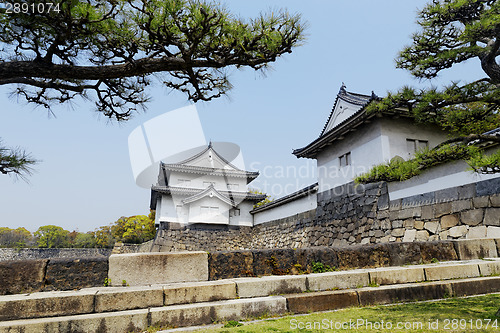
top-left (358, 0), bottom-right (500, 183)
top-left (0, 0), bottom-right (305, 178)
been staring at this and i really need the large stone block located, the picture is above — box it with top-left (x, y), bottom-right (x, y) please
top-left (440, 214), bottom-right (459, 229)
top-left (43, 257), bottom-right (108, 291)
top-left (384, 242), bottom-right (422, 266)
top-left (357, 281), bottom-right (453, 306)
top-left (108, 252), bottom-right (208, 286)
top-left (424, 262), bottom-right (480, 281)
top-left (234, 275), bottom-right (307, 298)
top-left (0, 260), bottom-right (47, 295)
top-left (164, 280), bottom-right (236, 306)
top-left (450, 276), bottom-right (500, 297)
top-left (0, 289), bottom-right (95, 321)
top-left (484, 208), bottom-right (500, 226)
top-left (418, 241), bottom-right (458, 263)
top-left (467, 226), bottom-right (487, 239)
top-left (95, 285), bottom-right (164, 312)
top-left (285, 290), bottom-right (358, 314)
top-left (487, 227), bottom-right (500, 238)
top-left (307, 270), bottom-right (369, 292)
top-left (453, 239), bottom-right (498, 259)
top-left (208, 251), bottom-right (254, 280)
top-left (335, 244), bottom-right (390, 269)
top-left (252, 248), bottom-right (297, 276)
top-left (478, 259), bottom-right (500, 276)
top-left (295, 247), bottom-right (338, 273)
top-left (369, 267), bottom-right (425, 285)
top-left (150, 296), bottom-right (287, 328)
top-left (460, 209), bottom-right (484, 226)
top-left (0, 309), bottom-right (149, 333)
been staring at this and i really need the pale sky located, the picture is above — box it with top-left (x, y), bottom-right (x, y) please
top-left (0, 0), bottom-right (482, 232)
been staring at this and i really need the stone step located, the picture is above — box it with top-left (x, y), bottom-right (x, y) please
top-left (0, 296), bottom-right (286, 333)
top-left (0, 259), bottom-right (499, 332)
top-left (2, 275), bottom-right (500, 333)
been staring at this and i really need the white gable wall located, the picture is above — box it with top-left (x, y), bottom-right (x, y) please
top-left (323, 99), bottom-right (365, 134)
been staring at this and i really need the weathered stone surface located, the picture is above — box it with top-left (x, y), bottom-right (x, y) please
top-left (449, 225), bottom-right (468, 238)
top-left (452, 200), bottom-right (472, 213)
top-left (491, 194), bottom-right (500, 207)
top-left (473, 196), bottom-right (490, 208)
top-left (357, 282), bottom-right (453, 305)
top-left (415, 230), bottom-right (430, 241)
top-left (434, 203), bottom-right (452, 218)
top-left (424, 262), bottom-right (480, 281)
top-left (0, 309), bottom-right (149, 333)
top-left (467, 226), bottom-right (487, 239)
top-left (484, 208), bottom-right (500, 226)
top-left (252, 248), bottom-right (297, 276)
top-left (335, 244), bottom-right (390, 269)
top-left (295, 247), bottom-right (338, 273)
top-left (440, 215), bottom-right (459, 229)
top-left (450, 276), bottom-right (500, 297)
top-left (384, 242), bottom-right (422, 266)
top-left (0, 289), bottom-right (95, 321)
top-left (478, 260), bottom-right (500, 276)
top-left (402, 229), bottom-right (416, 243)
top-left (234, 275), bottom-right (306, 298)
top-left (453, 239), bottom-right (498, 259)
top-left (421, 206), bottom-right (434, 220)
top-left (95, 285), bottom-right (163, 312)
top-left (150, 296), bottom-right (287, 328)
top-left (208, 251), bottom-right (254, 280)
top-left (418, 241), bottom-right (458, 263)
top-left (43, 257), bottom-right (108, 291)
top-left (424, 222), bottom-right (439, 234)
top-left (108, 252), bottom-right (208, 286)
top-left (285, 290), bottom-right (358, 313)
top-left (164, 280), bottom-right (236, 306)
top-left (487, 227), bottom-right (500, 238)
top-left (414, 220), bottom-right (425, 230)
top-left (0, 259), bottom-right (47, 295)
top-left (460, 209), bottom-right (484, 226)
top-left (369, 267), bottom-right (425, 285)
top-left (307, 270), bottom-right (369, 291)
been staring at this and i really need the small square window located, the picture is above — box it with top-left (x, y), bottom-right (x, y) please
top-left (339, 152), bottom-right (351, 167)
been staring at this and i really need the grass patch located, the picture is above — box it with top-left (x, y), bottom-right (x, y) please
top-left (193, 294), bottom-right (500, 332)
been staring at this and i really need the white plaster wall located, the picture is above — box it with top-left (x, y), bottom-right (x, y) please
top-left (389, 148), bottom-right (500, 200)
top-left (229, 201), bottom-right (254, 227)
top-left (316, 121), bottom-right (384, 192)
top-left (253, 192), bottom-right (317, 225)
top-left (157, 195), bottom-right (178, 223)
top-left (187, 196), bottom-right (230, 224)
top-left (379, 118), bottom-right (449, 160)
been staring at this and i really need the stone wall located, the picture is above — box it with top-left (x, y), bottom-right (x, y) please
top-left (0, 248), bottom-right (112, 262)
top-left (151, 178), bottom-right (500, 252)
top-left (0, 257), bottom-right (108, 295)
top-left (208, 238), bottom-right (499, 280)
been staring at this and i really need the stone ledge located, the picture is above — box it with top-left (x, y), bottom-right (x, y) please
top-left (0, 309), bottom-right (149, 333)
top-left (233, 275), bottom-right (307, 298)
top-left (150, 296), bottom-right (287, 329)
top-left (424, 262), bottom-right (480, 281)
top-left (306, 270), bottom-right (369, 292)
top-left (285, 290), bottom-right (358, 314)
top-left (163, 280), bottom-right (236, 306)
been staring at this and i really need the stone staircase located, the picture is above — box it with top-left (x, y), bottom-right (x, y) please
top-left (0, 258), bottom-right (499, 333)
